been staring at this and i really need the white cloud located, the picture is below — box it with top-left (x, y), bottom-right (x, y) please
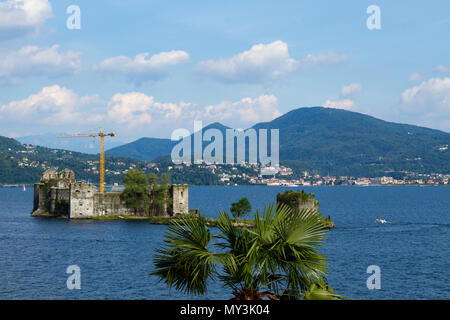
top-left (323, 99), bottom-right (356, 110)
top-left (106, 92), bottom-right (195, 127)
top-left (106, 91), bottom-right (280, 129)
top-left (300, 52), bottom-right (348, 68)
top-left (95, 50), bottom-right (190, 85)
top-left (196, 40), bottom-right (347, 84)
top-left (0, 0), bottom-right (52, 40)
top-left (341, 83), bottom-right (362, 97)
top-left (1, 86), bottom-right (281, 136)
top-left (323, 83), bottom-right (361, 112)
top-left (432, 64), bottom-right (450, 74)
top-left (433, 64), bottom-right (450, 73)
top-left (196, 41), bottom-right (298, 83)
top-left (400, 77), bottom-right (450, 131)
top-left (203, 95), bottom-right (281, 125)
top-left (0, 85), bottom-right (97, 124)
top-left (408, 73), bottom-right (422, 82)
top-left (0, 45), bottom-right (81, 83)
top-left (401, 77), bottom-right (450, 112)
top-left (108, 92), bottom-right (167, 126)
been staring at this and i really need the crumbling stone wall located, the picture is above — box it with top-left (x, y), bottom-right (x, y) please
top-left (172, 184), bottom-right (188, 216)
top-left (276, 190), bottom-right (319, 212)
top-left (93, 192), bottom-right (134, 217)
top-left (69, 182), bottom-right (95, 218)
top-left (32, 183), bottom-right (70, 216)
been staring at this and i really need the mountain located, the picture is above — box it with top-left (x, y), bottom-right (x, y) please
top-left (17, 133), bottom-right (127, 154)
top-left (104, 107), bottom-right (450, 177)
top-left (106, 122), bottom-right (231, 161)
top-left (105, 137), bottom-right (175, 160)
top-left (253, 107), bottom-right (450, 176)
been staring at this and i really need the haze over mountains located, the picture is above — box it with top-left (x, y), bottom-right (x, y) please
top-left (106, 107), bottom-right (450, 177)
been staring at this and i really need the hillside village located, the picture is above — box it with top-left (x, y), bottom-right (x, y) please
top-left (152, 161), bottom-right (450, 186)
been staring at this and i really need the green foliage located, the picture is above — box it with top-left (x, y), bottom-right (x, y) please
top-left (302, 277), bottom-right (350, 300)
top-left (277, 190), bottom-right (334, 229)
top-left (149, 172), bottom-right (172, 216)
top-left (153, 156), bottom-right (222, 185)
top-left (151, 203), bottom-right (343, 300)
top-left (121, 169), bottom-right (150, 215)
top-left (277, 190), bottom-right (316, 210)
top-left (148, 172), bottom-right (158, 188)
top-left (230, 197), bottom-right (252, 218)
top-left (120, 169), bottom-right (173, 216)
top-left (151, 215), bottom-right (235, 295)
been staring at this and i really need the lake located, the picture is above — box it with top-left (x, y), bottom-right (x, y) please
top-left (0, 186), bottom-right (449, 300)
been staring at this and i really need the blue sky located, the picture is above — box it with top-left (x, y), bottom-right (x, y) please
top-left (0, 0), bottom-right (449, 144)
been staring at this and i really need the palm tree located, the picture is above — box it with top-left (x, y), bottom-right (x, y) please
top-left (150, 203), bottom-right (340, 300)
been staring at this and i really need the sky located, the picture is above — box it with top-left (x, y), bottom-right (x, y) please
top-left (0, 0), bottom-right (449, 146)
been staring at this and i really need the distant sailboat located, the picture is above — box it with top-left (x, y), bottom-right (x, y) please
top-left (23, 185), bottom-right (26, 192)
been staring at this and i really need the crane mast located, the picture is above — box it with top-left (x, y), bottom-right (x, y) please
top-left (58, 128), bottom-right (116, 193)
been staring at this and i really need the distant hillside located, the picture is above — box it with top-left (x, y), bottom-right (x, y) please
top-left (106, 122), bottom-right (231, 161)
top-left (105, 107), bottom-right (450, 177)
top-left (0, 136), bottom-right (148, 184)
top-left (106, 137), bottom-right (175, 161)
top-left (17, 133), bottom-right (127, 154)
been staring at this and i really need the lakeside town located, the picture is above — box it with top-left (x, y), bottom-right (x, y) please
top-left (165, 162), bottom-right (450, 186)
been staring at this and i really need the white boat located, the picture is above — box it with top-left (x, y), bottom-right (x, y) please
top-left (23, 185), bottom-right (26, 191)
top-left (376, 218), bottom-right (387, 224)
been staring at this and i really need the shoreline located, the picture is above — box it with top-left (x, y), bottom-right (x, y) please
top-left (1, 184), bottom-right (448, 188)
top-left (32, 214), bottom-right (334, 229)
top-left (33, 213), bottom-right (256, 228)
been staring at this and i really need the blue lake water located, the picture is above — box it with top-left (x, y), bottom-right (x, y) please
top-left (0, 186), bottom-right (449, 300)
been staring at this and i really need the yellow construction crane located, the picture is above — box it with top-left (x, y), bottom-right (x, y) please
top-left (58, 128), bottom-right (116, 193)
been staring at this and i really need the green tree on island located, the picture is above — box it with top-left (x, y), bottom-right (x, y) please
top-left (151, 203), bottom-right (346, 300)
top-left (148, 172), bottom-right (172, 216)
top-left (230, 197), bottom-right (252, 218)
top-left (121, 169), bottom-right (150, 215)
top-left (122, 170), bottom-right (172, 216)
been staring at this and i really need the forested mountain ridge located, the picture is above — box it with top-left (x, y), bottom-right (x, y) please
top-left (106, 107), bottom-right (450, 177)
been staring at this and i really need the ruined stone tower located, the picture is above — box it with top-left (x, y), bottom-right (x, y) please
top-left (171, 184), bottom-right (188, 216)
top-left (69, 181), bottom-right (95, 218)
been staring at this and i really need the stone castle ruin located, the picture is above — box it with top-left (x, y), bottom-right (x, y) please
top-left (32, 169), bottom-right (188, 219)
top-left (276, 190), bottom-right (319, 212)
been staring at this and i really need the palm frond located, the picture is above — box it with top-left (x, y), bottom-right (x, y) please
top-left (151, 214), bottom-right (234, 295)
top-left (302, 278), bottom-right (351, 300)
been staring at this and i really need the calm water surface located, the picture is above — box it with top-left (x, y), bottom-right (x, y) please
top-left (0, 186), bottom-right (449, 299)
